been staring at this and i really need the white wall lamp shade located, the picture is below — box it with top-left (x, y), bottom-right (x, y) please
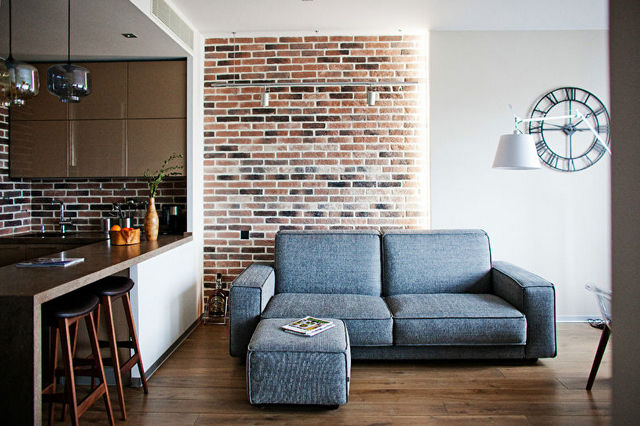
top-left (367, 90), bottom-right (376, 106)
top-left (492, 133), bottom-right (541, 170)
top-left (260, 91), bottom-right (269, 107)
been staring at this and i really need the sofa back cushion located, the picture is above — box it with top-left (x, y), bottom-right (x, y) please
top-left (275, 230), bottom-right (382, 295)
top-left (382, 230), bottom-right (492, 296)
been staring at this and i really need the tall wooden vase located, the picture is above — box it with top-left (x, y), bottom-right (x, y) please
top-left (144, 197), bottom-right (159, 241)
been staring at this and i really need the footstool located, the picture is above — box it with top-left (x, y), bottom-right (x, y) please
top-left (246, 318), bottom-right (351, 406)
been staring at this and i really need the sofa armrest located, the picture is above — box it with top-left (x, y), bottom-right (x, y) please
top-left (492, 261), bottom-right (556, 359)
top-left (229, 263), bottom-right (275, 357)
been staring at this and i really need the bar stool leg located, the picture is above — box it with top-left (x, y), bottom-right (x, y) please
top-left (123, 292), bottom-right (149, 393)
top-left (86, 311), bottom-right (115, 426)
top-left (102, 294), bottom-right (127, 420)
top-left (47, 327), bottom-right (59, 426)
top-left (90, 305), bottom-right (101, 389)
top-left (59, 318), bottom-right (80, 426)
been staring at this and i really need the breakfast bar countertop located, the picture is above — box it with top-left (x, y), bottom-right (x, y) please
top-left (0, 233), bottom-right (193, 302)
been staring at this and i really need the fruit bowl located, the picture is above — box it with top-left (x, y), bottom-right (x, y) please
top-left (109, 228), bottom-right (141, 245)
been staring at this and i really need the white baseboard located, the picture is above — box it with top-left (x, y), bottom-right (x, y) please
top-left (557, 315), bottom-right (600, 322)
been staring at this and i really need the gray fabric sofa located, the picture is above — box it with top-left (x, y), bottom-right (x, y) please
top-left (229, 229), bottom-right (556, 361)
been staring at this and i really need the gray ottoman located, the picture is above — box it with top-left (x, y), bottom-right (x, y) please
top-left (246, 318), bottom-right (351, 406)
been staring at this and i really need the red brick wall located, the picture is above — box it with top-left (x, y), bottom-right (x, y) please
top-left (203, 34), bottom-right (429, 286)
top-left (0, 107), bottom-right (31, 235)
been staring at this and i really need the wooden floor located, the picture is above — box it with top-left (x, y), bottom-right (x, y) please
top-left (56, 323), bottom-right (611, 425)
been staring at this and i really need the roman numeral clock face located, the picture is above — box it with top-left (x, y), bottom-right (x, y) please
top-left (529, 87), bottom-right (610, 172)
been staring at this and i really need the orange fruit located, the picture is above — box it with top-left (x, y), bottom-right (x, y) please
top-left (110, 225), bottom-right (121, 231)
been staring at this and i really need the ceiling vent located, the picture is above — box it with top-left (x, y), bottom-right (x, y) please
top-left (152, 0), bottom-right (194, 51)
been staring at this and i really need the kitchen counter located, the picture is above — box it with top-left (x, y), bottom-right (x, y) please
top-left (0, 233), bottom-right (192, 301)
top-left (0, 233), bottom-right (195, 425)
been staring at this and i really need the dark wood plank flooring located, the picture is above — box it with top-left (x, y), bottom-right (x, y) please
top-left (50, 323), bottom-right (611, 425)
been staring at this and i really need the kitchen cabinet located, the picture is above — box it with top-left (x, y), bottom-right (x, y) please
top-left (8, 59), bottom-right (186, 178)
top-left (69, 62), bottom-right (127, 120)
top-left (128, 61), bottom-right (186, 119)
top-left (9, 120), bottom-right (69, 178)
top-left (10, 63), bottom-right (68, 121)
top-left (127, 118), bottom-right (186, 176)
top-left (69, 120), bottom-right (126, 177)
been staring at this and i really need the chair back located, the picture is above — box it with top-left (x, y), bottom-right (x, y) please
top-left (585, 283), bottom-right (612, 328)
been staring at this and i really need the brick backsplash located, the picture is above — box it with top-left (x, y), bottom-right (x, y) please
top-left (203, 34), bottom-right (429, 286)
top-left (0, 105), bottom-right (187, 235)
top-left (0, 106), bottom-right (31, 235)
top-left (29, 177), bottom-right (186, 232)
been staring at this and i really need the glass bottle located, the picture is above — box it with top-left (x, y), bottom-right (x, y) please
top-left (209, 273), bottom-right (226, 317)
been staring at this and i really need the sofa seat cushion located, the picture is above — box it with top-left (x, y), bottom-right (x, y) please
top-left (385, 294), bottom-right (526, 346)
top-left (262, 293), bottom-right (393, 346)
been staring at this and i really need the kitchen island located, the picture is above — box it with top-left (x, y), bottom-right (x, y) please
top-left (0, 233), bottom-right (199, 425)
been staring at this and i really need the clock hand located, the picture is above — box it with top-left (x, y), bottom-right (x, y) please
top-left (571, 111), bottom-right (595, 127)
top-left (575, 111), bottom-right (612, 155)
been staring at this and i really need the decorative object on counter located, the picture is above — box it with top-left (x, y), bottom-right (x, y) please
top-left (204, 273), bottom-right (228, 325)
top-left (109, 225), bottom-right (141, 246)
top-left (144, 198), bottom-right (160, 241)
top-left (1, 0), bottom-right (40, 107)
top-left (16, 257), bottom-right (84, 268)
top-left (143, 153), bottom-right (184, 241)
top-left (47, 0), bottom-right (91, 103)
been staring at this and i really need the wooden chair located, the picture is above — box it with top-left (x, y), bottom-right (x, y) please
top-left (585, 283), bottom-right (612, 390)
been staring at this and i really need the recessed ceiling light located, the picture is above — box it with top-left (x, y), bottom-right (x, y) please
top-left (122, 33), bottom-right (137, 39)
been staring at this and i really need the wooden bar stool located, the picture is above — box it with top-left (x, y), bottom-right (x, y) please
top-left (42, 292), bottom-right (114, 426)
top-left (90, 276), bottom-right (148, 420)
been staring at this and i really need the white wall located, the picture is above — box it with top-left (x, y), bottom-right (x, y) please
top-left (430, 31), bottom-right (610, 320)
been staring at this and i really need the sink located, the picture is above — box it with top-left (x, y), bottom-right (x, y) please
top-left (14, 232), bottom-right (77, 238)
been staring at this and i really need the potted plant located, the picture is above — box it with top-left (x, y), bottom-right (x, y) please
top-left (143, 153), bottom-right (184, 240)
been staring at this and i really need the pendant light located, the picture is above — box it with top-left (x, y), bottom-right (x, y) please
top-left (1, 0), bottom-right (40, 107)
top-left (47, 0), bottom-right (91, 103)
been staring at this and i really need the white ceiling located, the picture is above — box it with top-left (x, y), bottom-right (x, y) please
top-left (0, 0), bottom-right (608, 62)
top-left (170, 0), bottom-right (608, 36)
top-left (0, 0), bottom-right (187, 61)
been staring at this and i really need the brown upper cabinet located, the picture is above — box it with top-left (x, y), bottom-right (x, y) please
top-left (69, 62), bottom-right (127, 120)
top-left (9, 60), bottom-right (187, 178)
top-left (128, 61), bottom-right (187, 119)
top-left (69, 120), bottom-right (127, 177)
top-left (10, 120), bottom-right (69, 178)
top-left (127, 118), bottom-right (186, 176)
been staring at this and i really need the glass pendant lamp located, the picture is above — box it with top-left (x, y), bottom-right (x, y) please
top-left (47, 0), bottom-right (91, 103)
top-left (1, 0), bottom-right (40, 107)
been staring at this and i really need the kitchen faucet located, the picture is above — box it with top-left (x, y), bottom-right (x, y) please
top-left (52, 200), bottom-right (73, 234)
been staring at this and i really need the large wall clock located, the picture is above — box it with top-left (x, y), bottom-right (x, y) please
top-left (528, 87), bottom-right (610, 172)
